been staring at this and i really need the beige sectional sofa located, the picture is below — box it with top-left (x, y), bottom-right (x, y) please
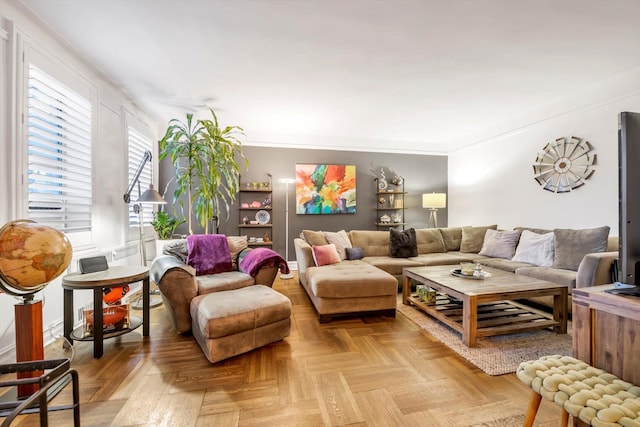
top-left (294, 226), bottom-right (618, 322)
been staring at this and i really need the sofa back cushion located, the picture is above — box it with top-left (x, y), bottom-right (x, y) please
top-left (227, 236), bottom-right (248, 270)
top-left (552, 226), bottom-right (610, 271)
top-left (514, 226), bottom-right (552, 235)
top-left (438, 227), bottom-right (464, 251)
top-left (349, 230), bottom-right (390, 257)
top-left (460, 225), bottom-right (498, 253)
top-left (415, 228), bottom-right (446, 254)
top-left (302, 230), bottom-right (329, 246)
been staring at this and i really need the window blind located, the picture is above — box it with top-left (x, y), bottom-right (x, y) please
top-left (128, 127), bottom-right (154, 226)
top-left (27, 65), bottom-right (93, 233)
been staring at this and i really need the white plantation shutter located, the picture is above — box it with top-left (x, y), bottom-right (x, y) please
top-left (27, 65), bottom-right (93, 233)
top-left (128, 128), bottom-right (154, 226)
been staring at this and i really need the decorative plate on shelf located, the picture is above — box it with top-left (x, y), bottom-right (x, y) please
top-left (255, 210), bottom-right (270, 224)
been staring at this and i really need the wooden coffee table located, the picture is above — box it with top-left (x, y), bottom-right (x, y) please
top-left (402, 265), bottom-right (568, 347)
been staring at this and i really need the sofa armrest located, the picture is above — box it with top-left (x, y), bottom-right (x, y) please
top-left (150, 255), bottom-right (197, 334)
top-left (576, 251), bottom-right (618, 288)
top-left (294, 238), bottom-right (314, 286)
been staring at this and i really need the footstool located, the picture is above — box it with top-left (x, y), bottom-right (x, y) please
top-left (517, 355), bottom-right (640, 427)
top-left (190, 285), bottom-right (291, 363)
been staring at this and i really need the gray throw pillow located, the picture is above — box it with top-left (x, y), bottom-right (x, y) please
top-left (552, 226), bottom-right (610, 271)
top-left (346, 247), bottom-right (364, 260)
top-left (478, 229), bottom-right (521, 259)
top-left (389, 228), bottom-right (418, 258)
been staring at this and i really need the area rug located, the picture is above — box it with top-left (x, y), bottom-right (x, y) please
top-left (396, 297), bottom-right (572, 375)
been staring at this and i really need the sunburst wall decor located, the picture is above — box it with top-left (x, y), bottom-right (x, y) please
top-left (532, 136), bottom-right (596, 193)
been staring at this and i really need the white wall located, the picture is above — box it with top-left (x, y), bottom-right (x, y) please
top-left (0, 1), bottom-right (158, 362)
top-left (448, 66), bottom-right (640, 235)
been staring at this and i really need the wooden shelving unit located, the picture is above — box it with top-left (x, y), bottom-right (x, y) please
top-left (374, 177), bottom-right (407, 230)
top-left (238, 175), bottom-right (273, 246)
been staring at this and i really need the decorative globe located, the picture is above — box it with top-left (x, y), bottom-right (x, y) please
top-left (0, 220), bottom-right (72, 296)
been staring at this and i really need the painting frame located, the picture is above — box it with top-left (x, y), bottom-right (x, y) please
top-left (295, 164), bottom-right (356, 214)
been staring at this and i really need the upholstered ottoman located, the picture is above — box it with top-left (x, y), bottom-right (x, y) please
top-left (305, 260), bottom-right (398, 323)
top-left (190, 285), bottom-right (291, 363)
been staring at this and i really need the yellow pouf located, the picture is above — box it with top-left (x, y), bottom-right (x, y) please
top-left (516, 355), bottom-right (640, 427)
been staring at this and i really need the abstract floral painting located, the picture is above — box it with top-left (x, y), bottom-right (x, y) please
top-left (295, 164), bottom-right (356, 214)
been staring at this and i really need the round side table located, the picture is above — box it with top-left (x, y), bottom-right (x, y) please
top-left (62, 266), bottom-right (149, 358)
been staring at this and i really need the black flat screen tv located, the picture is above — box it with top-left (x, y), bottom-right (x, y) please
top-left (618, 112), bottom-right (640, 287)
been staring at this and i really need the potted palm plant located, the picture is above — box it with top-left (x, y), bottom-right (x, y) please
top-left (159, 110), bottom-right (248, 234)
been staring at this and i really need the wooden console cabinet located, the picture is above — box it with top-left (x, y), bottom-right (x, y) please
top-left (572, 285), bottom-right (640, 385)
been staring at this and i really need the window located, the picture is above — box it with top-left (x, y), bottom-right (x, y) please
top-left (27, 65), bottom-right (92, 233)
top-left (127, 127), bottom-right (154, 226)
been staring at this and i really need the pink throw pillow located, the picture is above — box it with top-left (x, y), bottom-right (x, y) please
top-left (312, 244), bottom-right (341, 266)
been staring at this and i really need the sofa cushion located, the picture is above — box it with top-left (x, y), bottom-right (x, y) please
top-left (324, 230), bottom-right (352, 260)
top-left (389, 228), bottom-right (418, 258)
top-left (349, 230), bottom-right (390, 257)
top-left (409, 252), bottom-right (477, 266)
top-left (512, 230), bottom-right (555, 267)
top-left (307, 261), bottom-right (397, 298)
top-left (196, 271), bottom-right (255, 295)
top-left (480, 258), bottom-right (535, 273)
top-left (552, 226), bottom-right (610, 271)
top-left (479, 229), bottom-right (521, 259)
top-left (515, 266), bottom-right (577, 288)
top-left (415, 228), bottom-right (447, 254)
top-left (227, 236), bottom-right (248, 270)
top-left (312, 244), bottom-right (342, 266)
top-left (439, 227), bottom-right (463, 251)
top-left (460, 225), bottom-right (498, 253)
top-left (302, 230), bottom-right (329, 246)
top-left (346, 247), bottom-right (364, 260)
top-left (362, 256), bottom-right (422, 276)
top-left (190, 285), bottom-right (291, 339)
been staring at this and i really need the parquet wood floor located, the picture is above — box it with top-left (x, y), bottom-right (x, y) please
top-left (8, 273), bottom-right (563, 426)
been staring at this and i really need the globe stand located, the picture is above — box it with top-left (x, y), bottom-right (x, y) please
top-left (14, 296), bottom-right (44, 399)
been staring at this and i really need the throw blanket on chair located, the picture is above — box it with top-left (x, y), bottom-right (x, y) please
top-left (240, 247), bottom-right (290, 277)
top-left (186, 234), bottom-right (233, 275)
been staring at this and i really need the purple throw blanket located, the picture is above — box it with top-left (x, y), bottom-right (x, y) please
top-left (186, 234), bottom-right (233, 276)
top-left (240, 247), bottom-right (290, 277)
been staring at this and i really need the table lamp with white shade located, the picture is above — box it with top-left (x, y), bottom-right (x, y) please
top-left (422, 192), bottom-right (446, 228)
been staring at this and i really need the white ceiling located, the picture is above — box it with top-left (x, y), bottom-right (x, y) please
top-left (16, 0), bottom-right (640, 154)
